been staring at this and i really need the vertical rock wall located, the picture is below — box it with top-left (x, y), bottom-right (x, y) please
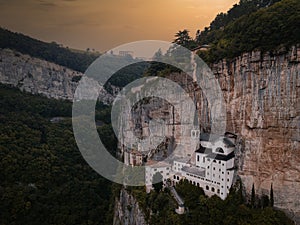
top-left (113, 189), bottom-right (148, 225)
top-left (209, 46), bottom-right (300, 221)
top-left (116, 46), bottom-right (300, 222)
top-left (0, 48), bottom-right (114, 103)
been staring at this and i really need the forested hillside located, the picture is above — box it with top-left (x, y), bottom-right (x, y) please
top-left (196, 0), bottom-right (282, 44)
top-left (0, 28), bottom-right (98, 72)
top-left (126, 180), bottom-right (293, 225)
top-left (198, 0), bottom-right (300, 62)
top-left (172, 0), bottom-right (299, 63)
top-left (0, 84), bottom-right (117, 225)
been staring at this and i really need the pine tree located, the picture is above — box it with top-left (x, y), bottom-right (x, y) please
top-left (237, 179), bottom-right (244, 204)
top-left (270, 183), bottom-right (274, 207)
top-left (251, 183), bottom-right (256, 208)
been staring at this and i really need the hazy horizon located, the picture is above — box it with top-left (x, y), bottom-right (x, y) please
top-left (0, 0), bottom-right (238, 52)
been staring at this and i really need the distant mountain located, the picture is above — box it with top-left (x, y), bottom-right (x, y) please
top-left (0, 28), bottom-right (99, 72)
top-left (0, 28), bottom-right (150, 99)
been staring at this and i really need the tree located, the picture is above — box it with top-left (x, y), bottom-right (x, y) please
top-left (251, 183), bottom-right (256, 208)
top-left (270, 183), bottom-right (274, 207)
top-left (261, 195), bottom-right (269, 208)
top-left (195, 29), bottom-right (201, 43)
top-left (152, 172), bottom-right (163, 193)
top-left (173, 29), bottom-right (196, 49)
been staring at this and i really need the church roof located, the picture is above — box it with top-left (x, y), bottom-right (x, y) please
top-left (199, 133), bottom-right (220, 142)
top-left (182, 166), bottom-right (205, 177)
top-left (206, 151), bottom-right (235, 161)
top-left (195, 145), bottom-right (213, 154)
top-left (223, 138), bottom-right (235, 147)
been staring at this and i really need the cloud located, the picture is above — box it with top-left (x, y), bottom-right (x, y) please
top-left (39, 2), bottom-right (57, 7)
top-left (123, 24), bottom-right (141, 31)
top-left (36, 0), bottom-right (58, 7)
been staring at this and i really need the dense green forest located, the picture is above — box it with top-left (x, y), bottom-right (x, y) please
top-left (172, 0), bottom-right (299, 63)
top-left (0, 28), bottom-right (99, 73)
top-left (145, 0), bottom-right (299, 76)
top-left (104, 61), bottom-right (150, 92)
top-left (199, 0), bottom-right (300, 62)
top-left (196, 0), bottom-right (282, 45)
top-left (0, 84), bottom-right (117, 225)
top-left (127, 180), bottom-right (293, 225)
top-left (0, 81), bottom-right (293, 224)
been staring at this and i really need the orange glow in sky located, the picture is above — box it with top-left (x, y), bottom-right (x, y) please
top-left (0, 0), bottom-right (239, 52)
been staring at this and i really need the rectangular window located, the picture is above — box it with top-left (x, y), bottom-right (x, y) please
top-left (197, 155), bottom-right (200, 162)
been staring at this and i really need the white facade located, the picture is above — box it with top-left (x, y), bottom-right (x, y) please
top-left (142, 133), bottom-right (236, 200)
top-left (173, 134), bottom-right (236, 200)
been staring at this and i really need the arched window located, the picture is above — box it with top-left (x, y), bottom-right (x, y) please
top-left (211, 187), bottom-right (215, 192)
top-left (216, 147), bottom-right (224, 153)
top-left (191, 130), bottom-right (200, 138)
top-left (206, 185), bottom-right (209, 190)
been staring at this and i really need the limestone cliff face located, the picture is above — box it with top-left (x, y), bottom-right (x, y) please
top-left (117, 46), bottom-right (300, 222)
top-left (0, 48), bottom-right (114, 103)
top-left (113, 189), bottom-right (148, 225)
top-left (209, 46), bottom-right (299, 222)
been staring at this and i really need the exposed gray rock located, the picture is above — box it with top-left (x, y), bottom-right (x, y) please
top-left (0, 48), bottom-right (114, 104)
top-left (210, 46), bottom-right (300, 223)
top-left (115, 46), bottom-right (300, 223)
top-left (113, 188), bottom-right (148, 225)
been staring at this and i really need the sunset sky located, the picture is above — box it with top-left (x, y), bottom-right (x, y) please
top-left (0, 0), bottom-right (238, 52)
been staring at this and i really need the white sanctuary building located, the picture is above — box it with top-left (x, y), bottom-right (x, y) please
top-left (145, 133), bottom-right (237, 200)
